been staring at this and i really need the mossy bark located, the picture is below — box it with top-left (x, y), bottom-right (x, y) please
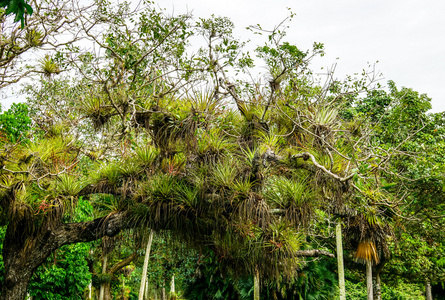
top-left (0, 211), bottom-right (130, 300)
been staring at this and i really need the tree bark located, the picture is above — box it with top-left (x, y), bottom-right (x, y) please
top-left (425, 280), bottom-right (433, 300)
top-left (366, 260), bottom-right (373, 300)
top-left (101, 282), bottom-right (112, 300)
top-left (144, 278), bottom-right (149, 300)
top-left (373, 259), bottom-right (386, 300)
top-left (254, 268), bottom-right (260, 300)
top-left (0, 211), bottom-right (131, 300)
top-left (294, 249), bottom-right (335, 258)
top-left (374, 272), bottom-right (381, 300)
top-left (170, 274), bottom-right (176, 300)
top-left (1, 230), bottom-right (53, 300)
top-left (138, 229), bottom-right (154, 300)
top-left (336, 221), bottom-right (346, 300)
top-left (99, 253), bottom-right (108, 300)
top-left (88, 279), bottom-right (93, 300)
top-left (162, 285), bottom-right (166, 300)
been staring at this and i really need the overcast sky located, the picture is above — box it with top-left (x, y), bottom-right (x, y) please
top-left (1, 0), bottom-right (443, 112)
top-left (160, 0), bottom-right (445, 112)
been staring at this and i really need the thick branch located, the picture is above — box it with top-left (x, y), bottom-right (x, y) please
top-left (292, 152), bottom-right (355, 182)
top-left (294, 249), bottom-right (335, 258)
top-left (109, 252), bottom-right (138, 275)
top-left (55, 211), bottom-right (133, 247)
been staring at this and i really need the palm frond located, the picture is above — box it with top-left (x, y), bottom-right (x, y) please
top-left (354, 240), bottom-right (379, 264)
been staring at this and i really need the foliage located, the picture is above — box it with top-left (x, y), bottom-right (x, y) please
top-left (0, 103), bottom-right (31, 143)
top-left (346, 80), bottom-right (445, 297)
top-left (27, 243), bottom-right (91, 299)
top-left (0, 0), bottom-right (33, 27)
top-left (184, 254), bottom-right (337, 300)
top-left (343, 279), bottom-right (424, 300)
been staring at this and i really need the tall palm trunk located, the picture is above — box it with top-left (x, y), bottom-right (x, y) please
top-left (254, 268), bottom-right (260, 300)
top-left (336, 221), bottom-right (346, 300)
top-left (138, 229), bottom-right (155, 300)
top-left (366, 260), bottom-right (373, 300)
top-left (170, 274), bottom-right (176, 300)
top-left (99, 254), bottom-right (108, 300)
top-left (425, 280), bottom-right (433, 300)
top-left (88, 280), bottom-right (93, 300)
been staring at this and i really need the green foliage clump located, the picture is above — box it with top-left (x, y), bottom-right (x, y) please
top-left (28, 243), bottom-right (92, 299)
top-left (0, 103), bottom-right (31, 143)
top-left (343, 280), bottom-right (423, 300)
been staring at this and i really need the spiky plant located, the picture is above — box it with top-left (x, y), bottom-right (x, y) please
top-left (78, 93), bottom-right (114, 130)
top-left (257, 125), bottom-right (286, 154)
top-left (306, 105), bottom-right (340, 149)
top-left (55, 174), bottom-right (87, 197)
top-left (91, 162), bottom-right (122, 186)
top-left (264, 176), bottom-right (316, 227)
top-left (134, 144), bottom-right (160, 168)
top-left (345, 210), bottom-right (393, 266)
top-left (185, 89), bottom-right (225, 114)
top-left (212, 156), bottom-right (238, 188)
top-left (25, 29), bottom-right (43, 46)
top-left (39, 55), bottom-right (60, 77)
top-left (196, 127), bottom-right (235, 162)
top-left (161, 153), bottom-right (186, 176)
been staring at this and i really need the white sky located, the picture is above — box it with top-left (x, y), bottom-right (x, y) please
top-left (2, 0), bottom-right (444, 112)
top-left (160, 0), bottom-right (445, 112)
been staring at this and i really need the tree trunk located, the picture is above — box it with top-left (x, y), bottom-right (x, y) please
top-left (101, 282), bottom-right (112, 300)
top-left (144, 278), bottom-right (149, 300)
top-left (425, 280), bottom-right (433, 300)
top-left (99, 253), bottom-right (108, 300)
top-left (374, 272), bottom-right (381, 300)
top-left (0, 269), bottom-right (33, 300)
top-left (336, 221), bottom-right (346, 300)
top-left (138, 229), bottom-right (154, 300)
top-left (154, 286), bottom-right (158, 300)
top-left (0, 211), bottom-right (131, 300)
top-left (88, 279), bottom-right (93, 300)
top-left (1, 228), bottom-right (55, 300)
top-left (162, 286), bottom-right (166, 300)
top-left (254, 268), bottom-right (260, 300)
top-left (170, 274), bottom-right (176, 300)
top-left (366, 260), bottom-right (373, 300)
top-left (373, 259), bottom-right (386, 300)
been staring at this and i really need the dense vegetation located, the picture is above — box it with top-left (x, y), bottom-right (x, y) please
top-left (0, 0), bottom-right (444, 299)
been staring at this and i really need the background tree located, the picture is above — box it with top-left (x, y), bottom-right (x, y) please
top-left (0, 102), bottom-right (30, 142)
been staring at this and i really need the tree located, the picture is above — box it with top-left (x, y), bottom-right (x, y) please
top-left (0, 2), bottom-right (420, 299)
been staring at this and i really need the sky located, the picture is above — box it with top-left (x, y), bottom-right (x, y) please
top-left (1, 0), bottom-right (444, 112)
top-left (159, 0), bottom-right (445, 112)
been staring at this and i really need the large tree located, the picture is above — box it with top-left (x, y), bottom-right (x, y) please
top-left (0, 1), bottom-right (418, 299)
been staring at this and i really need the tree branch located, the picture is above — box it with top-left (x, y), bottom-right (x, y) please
top-left (55, 211), bottom-right (133, 247)
top-left (109, 252), bottom-right (138, 275)
top-left (294, 249), bottom-right (335, 258)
